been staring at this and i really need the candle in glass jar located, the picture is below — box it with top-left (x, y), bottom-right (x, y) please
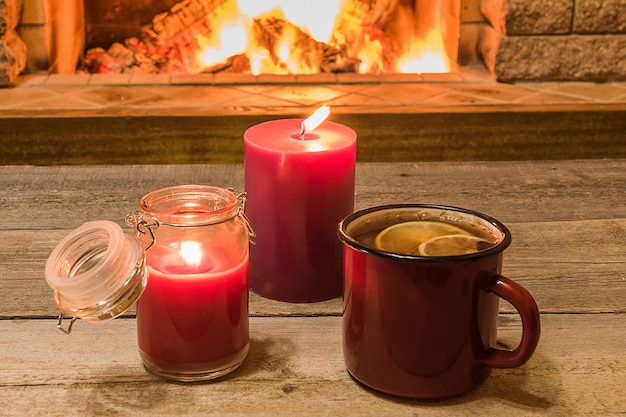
top-left (244, 115), bottom-right (357, 302)
top-left (137, 242), bottom-right (249, 378)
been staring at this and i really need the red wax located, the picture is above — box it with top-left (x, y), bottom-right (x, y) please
top-left (244, 119), bottom-right (356, 302)
top-left (137, 246), bottom-right (249, 376)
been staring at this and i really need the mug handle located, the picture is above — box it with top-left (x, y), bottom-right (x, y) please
top-left (483, 275), bottom-right (541, 368)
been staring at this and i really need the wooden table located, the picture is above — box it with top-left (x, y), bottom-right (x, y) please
top-left (1, 160), bottom-right (624, 416)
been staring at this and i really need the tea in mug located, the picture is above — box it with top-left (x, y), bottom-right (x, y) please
top-left (354, 218), bottom-right (501, 257)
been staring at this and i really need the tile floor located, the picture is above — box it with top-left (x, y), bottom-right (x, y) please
top-left (1, 70), bottom-right (626, 117)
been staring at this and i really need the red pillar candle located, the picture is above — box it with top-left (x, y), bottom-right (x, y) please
top-left (244, 116), bottom-right (357, 302)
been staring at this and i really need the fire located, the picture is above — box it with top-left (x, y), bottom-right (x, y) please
top-left (358, 34), bottom-right (385, 74)
top-left (397, 30), bottom-right (452, 74)
top-left (192, 0), bottom-right (454, 76)
top-left (301, 105), bottom-right (330, 135)
top-left (194, 1), bottom-right (248, 69)
top-left (195, 22), bottom-right (247, 67)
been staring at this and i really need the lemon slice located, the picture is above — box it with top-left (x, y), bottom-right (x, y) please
top-left (417, 234), bottom-right (493, 257)
top-left (374, 221), bottom-right (470, 255)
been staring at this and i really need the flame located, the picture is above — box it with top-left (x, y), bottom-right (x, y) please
top-left (248, 47), bottom-right (270, 75)
top-left (180, 241), bottom-right (202, 266)
top-left (358, 34), bottom-right (384, 74)
top-left (237, 0), bottom-right (343, 42)
top-left (194, 1), bottom-right (248, 70)
top-left (195, 22), bottom-right (248, 67)
top-left (397, 30), bottom-right (451, 74)
top-left (193, 0), bottom-right (453, 75)
top-left (301, 105), bottom-right (330, 134)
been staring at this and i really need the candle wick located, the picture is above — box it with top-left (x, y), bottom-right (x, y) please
top-left (299, 122), bottom-right (306, 139)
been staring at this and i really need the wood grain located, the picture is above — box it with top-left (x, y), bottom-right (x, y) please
top-left (0, 315), bottom-right (624, 416)
top-left (1, 160), bottom-right (624, 229)
top-left (1, 160), bottom-right (624, 416)
top-left (1, 217), bottom-right (624, 317)
top-left (1, 161), bottom-right (624, 317)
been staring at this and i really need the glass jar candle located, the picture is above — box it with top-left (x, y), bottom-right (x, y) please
top-left (129, 185), bottom-right (251, 382)
top-left (45, 185), bottom-right (254, 382)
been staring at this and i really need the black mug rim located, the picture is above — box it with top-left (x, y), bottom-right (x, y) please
top-left (338, 204), bottom-right (512, 263)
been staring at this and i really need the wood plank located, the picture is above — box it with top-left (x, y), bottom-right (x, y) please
top-left (0, 160), bottom-right (624, 416)
top-left (0, 315), bottom-right (624, 416)
top-left (0, 109), bottom-right (625, 165)
top-left (504, 219), bottom-right (626, 313)
top-left (1, 160), bottom-right (624, 230)
top-left (1, 161), bottom-right (624, 316)
top-left (1, 218), bottom-right (623, 317)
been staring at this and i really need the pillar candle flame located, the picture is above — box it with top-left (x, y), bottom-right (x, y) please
top-left (300, 105), bottom-right (330, 136)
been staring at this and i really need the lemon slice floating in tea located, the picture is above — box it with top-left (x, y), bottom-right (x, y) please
top-left (417, 234), bottom-right (493, 257)
top-left (374, 221), bottom-right (470, 255)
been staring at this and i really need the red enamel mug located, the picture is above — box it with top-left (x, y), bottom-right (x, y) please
top-left (338, 204), bottom-right (540, 399)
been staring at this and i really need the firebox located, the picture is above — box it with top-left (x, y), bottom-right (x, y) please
top-left (6, 0), bottom-right (500, 85)
top-left (75, 0), bottom-right (465, 77)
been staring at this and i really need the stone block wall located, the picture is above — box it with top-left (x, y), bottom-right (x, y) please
top-left (495, 0), bottom-right (626, 82)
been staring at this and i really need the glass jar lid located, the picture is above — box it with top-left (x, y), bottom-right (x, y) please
top-left (45, 220), bottom-right (148, 333)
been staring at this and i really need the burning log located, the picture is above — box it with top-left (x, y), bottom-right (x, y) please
top-left (80, 0), bottom-right (360, 75)
top-left (331, 0), bottom-right (400, 61)
top-left (147, 0), bottom-right (229, 42)
top-left (81, 39), bottom-right (164, 74)
top-left (253, 16), bottom-right (342, 72)
top-left (200, 53), bottom-right (250, 74)
top-left (80, 0), bottom-right (226, 74)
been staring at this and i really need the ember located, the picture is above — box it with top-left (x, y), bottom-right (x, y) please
top-left (80, 0), bottom-right (457, 76)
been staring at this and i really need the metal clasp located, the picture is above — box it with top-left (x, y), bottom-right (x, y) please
top-left (56, 314), bottom-right (78, 334)
top-left (234, 190), bottom-right (257, 245)
top-left (126, 190), bottom-right (255, 248)
top-left (125, 212), bottom-right (159, 251)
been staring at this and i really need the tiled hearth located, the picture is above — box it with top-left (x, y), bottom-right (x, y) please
top-left (1, 70), bottom-right (625, 166)
top-left (2, 70), bottom-right (626, 117)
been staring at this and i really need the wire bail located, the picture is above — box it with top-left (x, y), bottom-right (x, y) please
top-left (234, 190), bottom-right (257, 245)
top-left (57, 314), bottom-right (78, 334)
top-left (125, 212), bottom-right (159, 251)
top-left (127, 189), bottom-right (256, 247)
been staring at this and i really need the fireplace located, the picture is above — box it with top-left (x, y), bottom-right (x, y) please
top-left (48, 0), bottom-right (468, 77)
top-left (78, 0), bottom-right (461, 77)
top-left (3, 0), bottom-right (626, 87)
top-left (7, 0), bottom-right (490, 85)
